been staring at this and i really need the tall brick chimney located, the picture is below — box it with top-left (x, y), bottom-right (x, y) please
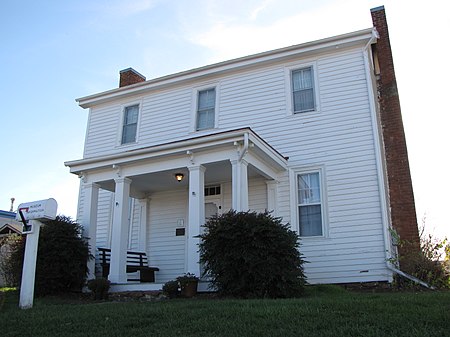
top-left (370, 6), bottom-right (420, 254)
top-left (119, 68), bottom-right (146, 87)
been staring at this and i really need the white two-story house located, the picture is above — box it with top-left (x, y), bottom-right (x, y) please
top-left (65, 6), bottom-right (419, 291)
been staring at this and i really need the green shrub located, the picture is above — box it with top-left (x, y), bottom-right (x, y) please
top-left (162, 280), bottom-right (179, 298)
top-left (199, 210), bottom-right (306, 298)
top-left (87, 277), bottom-right (111, 300)
top-left (6, 215), bottom-right (91, 296)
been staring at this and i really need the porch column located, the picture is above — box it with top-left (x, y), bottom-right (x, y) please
top-left (109, 177), bottom-right (132, 283)
top-left (81, 182), bottom-right (99, 280)
top-left (187, 165), bottom-right (205, 277)
top-left (266, 180), bottom-right (279, 216)
top-left (230, 159), bottom-right (249, 211)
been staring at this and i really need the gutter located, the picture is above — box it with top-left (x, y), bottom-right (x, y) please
top-left (387, 265), bottom-right (435, 290)
top-left (363, 32), bottom-right (435, 290)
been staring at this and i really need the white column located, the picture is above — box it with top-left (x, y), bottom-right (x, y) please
top-left (230, 159), bottom-right (249, 211)
top-left (109, 177), bottom-right (132, 283)
top-left (187, 165), bottom-right (205, 277)
top-left (266, 180), bottom-right (279, 216)
top-left (81, 182), bottom-right (100, 280)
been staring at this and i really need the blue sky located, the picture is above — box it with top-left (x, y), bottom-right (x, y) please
top-left (1, 0), bottom-right (448, 239)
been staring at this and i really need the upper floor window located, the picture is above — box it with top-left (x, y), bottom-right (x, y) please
top-left (297, 171), bottom-right (323, 236)
top-left (196, 88), bottom-right (216, 131)
top-left (292, 67), bottom-right (315, 113)
top-left (121, 104), bottom-right (139, 144)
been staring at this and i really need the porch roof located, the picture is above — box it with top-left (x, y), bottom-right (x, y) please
top-left (65, 128), bottom-right (288, 180)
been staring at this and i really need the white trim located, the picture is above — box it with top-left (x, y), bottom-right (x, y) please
top-left (284, 61), bottom-right (321, 116)
top-left (117, 99), bottom-right (143, 147)
top-left (289, 165), bottom-right (328, 238)
top-left (190, 82), bottom-right (220, 132)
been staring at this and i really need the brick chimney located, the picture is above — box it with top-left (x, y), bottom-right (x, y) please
top-left (119, 68), bottom-right (146, 87)
top-left (370, 7), bottom-right (420, 253)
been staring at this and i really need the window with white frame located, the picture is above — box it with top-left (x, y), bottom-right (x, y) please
top-left (292, 66), bottom-right (315, 113)
top-left (196, 88), bottom-right (216, 131)
top-left (121, 104), bottom-right (139, 144)
top-left (297, 171), bottom-right (323, 236)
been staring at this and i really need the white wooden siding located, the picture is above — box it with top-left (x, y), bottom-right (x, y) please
top-left (147, 189), bottom-right (187, 283)
top-left (129, 200), bottom-right (141, 251)
top-left (82, 47), bottom-right (390, 284)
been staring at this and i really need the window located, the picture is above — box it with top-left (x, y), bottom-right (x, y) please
top-left (292, 67), bottom-right (315, 113)
top-left (121, 104), bottom-right (139, 144)
top-left (196, 88), bottom-right (216, 131)
top-left (205, 185), bottom-right (221, 196)
top-left (297, 172), bottom-right (323, 236)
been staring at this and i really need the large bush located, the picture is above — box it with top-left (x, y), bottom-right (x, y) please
top-left (6, 215), bottom-right (91, 295)
top-left (199, 210), bottom-right (306, 298)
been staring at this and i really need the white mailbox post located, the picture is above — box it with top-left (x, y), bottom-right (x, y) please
top-left (16, 198), bottom-right (57, 309)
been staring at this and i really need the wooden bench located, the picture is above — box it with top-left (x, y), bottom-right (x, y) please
top-left (98, 247), bottom-right (159, 282)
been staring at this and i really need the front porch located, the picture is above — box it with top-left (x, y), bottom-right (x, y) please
top-left (65, 128), bottom-right (288, 290)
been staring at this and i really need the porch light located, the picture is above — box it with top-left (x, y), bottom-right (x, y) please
top-left (175, 173), bottom-right (184, 182)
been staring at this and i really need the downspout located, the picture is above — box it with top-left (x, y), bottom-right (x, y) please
top-left (363, 31), bottom-right (435, 290)
top-left (238, 132), bottom-right (249, 161)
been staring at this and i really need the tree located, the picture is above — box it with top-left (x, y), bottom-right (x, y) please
top-left (199, 210), bottom-right (306, 298)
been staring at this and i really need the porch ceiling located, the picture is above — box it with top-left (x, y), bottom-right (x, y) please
top-left (97, 160), bottom-right (262, 195)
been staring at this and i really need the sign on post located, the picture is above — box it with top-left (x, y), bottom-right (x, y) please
top-left (16, 198), bottom-right (57, 309)
top-left (16, 198), bottom-right (58, 233)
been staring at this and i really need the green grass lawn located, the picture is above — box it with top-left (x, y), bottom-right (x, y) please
top-left (1, 286), bottom-right (449, 337)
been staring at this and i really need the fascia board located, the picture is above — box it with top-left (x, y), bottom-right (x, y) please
top-left (77, 28), bottom-right (374, 108)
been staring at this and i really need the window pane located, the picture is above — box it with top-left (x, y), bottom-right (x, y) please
top-left (197, 109), bottom-right (214, 130)
top-left (198, 89), bottom-right (215, 110)
top-left (124, 105), bottom-right (139, 124)
top-left (122, 124), bottom-right (137, 144)
top-left (299, 205), bottom-right (322, 236)
top-left (292, 68), bottom-right (312, 91)
top-left (298, 172), bottom-right (321, 204)
top-left (293, 89), bottom-right (314, 112)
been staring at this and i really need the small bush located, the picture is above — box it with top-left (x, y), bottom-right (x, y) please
top-left (199, 210), bottom-right (306, 298)
top-left (0, 234), bottom-right (24, 287)
top-left (162, 280), bottom-right (179, 298)
top-left (87, 278), bottom-right (111, 300)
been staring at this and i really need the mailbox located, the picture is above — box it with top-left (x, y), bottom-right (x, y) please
top-left (15, 198), bottom-right (58, 233)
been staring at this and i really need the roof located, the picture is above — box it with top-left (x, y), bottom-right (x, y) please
top-left (0, 210), bottom-right (16, 219)
top-left (77, 28), bottom-right (376, 108)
